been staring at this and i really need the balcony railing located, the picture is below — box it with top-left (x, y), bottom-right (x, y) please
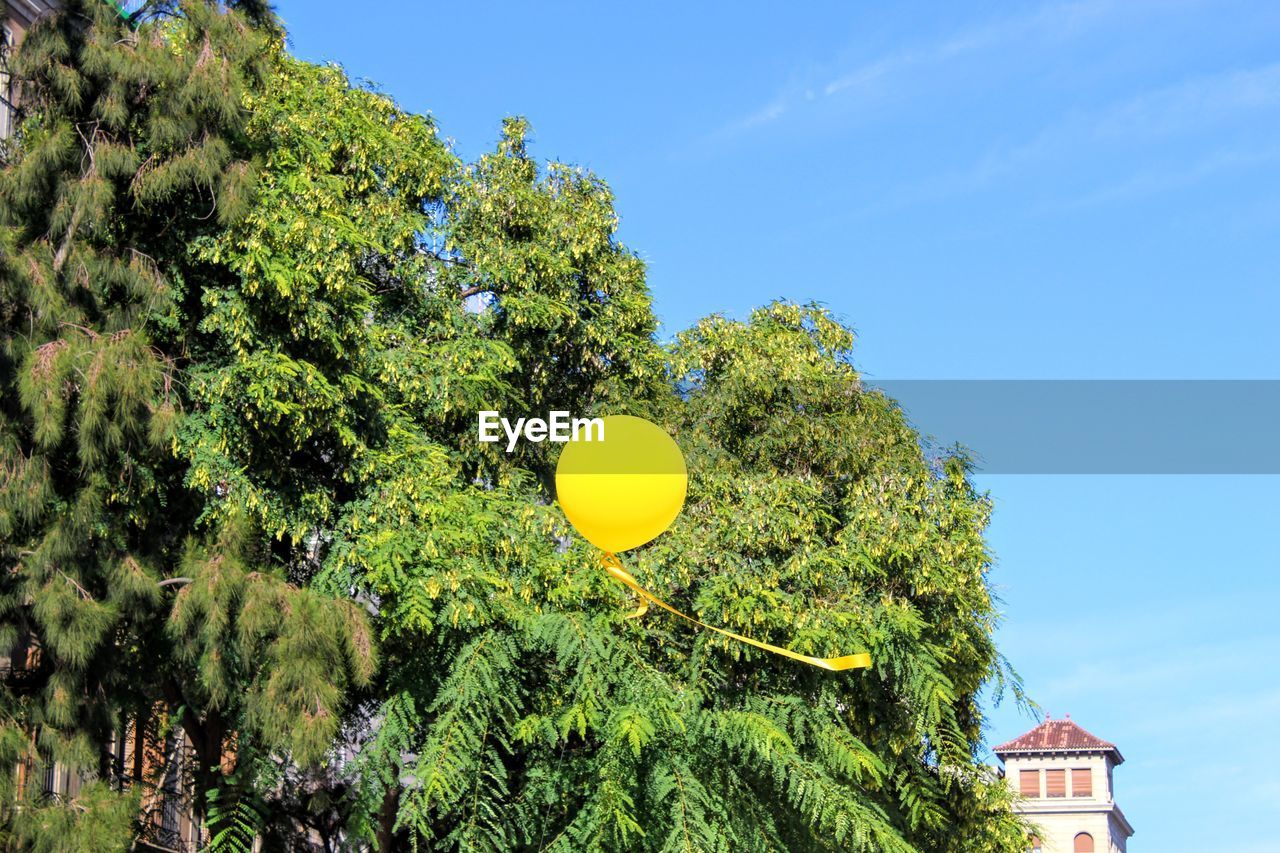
top-left (0, 662), bottom-right (43, 693)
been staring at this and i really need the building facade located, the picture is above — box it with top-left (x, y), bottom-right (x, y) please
top-left (996, 716), bottom-right (1135, 853)
top-left (2, 1), bottom-right (60, 137)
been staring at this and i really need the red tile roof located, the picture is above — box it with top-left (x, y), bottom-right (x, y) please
top-left (994, 717), bottom-right (1123, 763)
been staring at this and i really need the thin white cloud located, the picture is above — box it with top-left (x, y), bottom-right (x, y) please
top-left (721, 97), bottom-right (792, 136)
top-left (1057, 143), bottom-right (1280, 209)
top-left (712, 0), bottom-right (1127, 140)
top-left (1086, 62), bottom-right (1280, 139)
top-left (1028, 60), bottom-right (1280, 167)
top-left (865, 60), bottom-right (1280, 211)
top-left (822, 55), bottom-right (899, 98)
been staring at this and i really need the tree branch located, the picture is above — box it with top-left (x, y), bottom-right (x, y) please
top-left (458, 284), bottom-right (491, 300)
top-left (58, 570), bottom-right (93, 600)
top-left (51, 205), bottom-right (84, 275)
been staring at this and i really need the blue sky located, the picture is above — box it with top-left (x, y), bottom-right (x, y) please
top-left (275, 1), bottom-right (1280, 848)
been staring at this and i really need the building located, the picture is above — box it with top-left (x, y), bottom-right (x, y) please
top-left (995, 715), bottom-right (1135, 853)
top-left (5, 624), bottom-right (207, 850)
top-left (3, 1), bottom-right (58, 138)
top-left (2, 1), bottom-right (61, 137)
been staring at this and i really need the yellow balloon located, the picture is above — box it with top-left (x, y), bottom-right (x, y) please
top-left (555, 415), bottom-right (687, 554)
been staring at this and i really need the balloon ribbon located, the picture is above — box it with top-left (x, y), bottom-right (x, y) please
top-left (601, 553), bottom-right (872, 672)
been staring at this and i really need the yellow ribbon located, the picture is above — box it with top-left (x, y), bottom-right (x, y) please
top-left (600, 553), bottom-right (872, 672)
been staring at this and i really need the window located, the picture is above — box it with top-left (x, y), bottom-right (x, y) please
top-left (1028, 836), bottom-right (1043, 853)
top-left (1046, 768), bottom-right (1066, 797)
top-left (42, 761), bottom-right (58, 796)
top-left (1072, 767), bottom-right (1092, 797)
top-left (1, 26), bottom-right (13, 139)
top-left (1074, 832), bottom-right (1095, 852)
top-left (1019, 769), bottom-right (1040, 797)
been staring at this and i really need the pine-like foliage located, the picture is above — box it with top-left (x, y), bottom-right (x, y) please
top-left (0, 3), bottom-right (373, 848)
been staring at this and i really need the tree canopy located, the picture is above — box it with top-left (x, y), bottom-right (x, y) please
top-left (1, 3), bottom-right (1028, 851)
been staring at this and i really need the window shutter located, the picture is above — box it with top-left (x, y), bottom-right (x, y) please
top-left (1019, 769), bottom-right (1040, 796)
top-left (1074, 832), bottom-right (1095, 852)
top-left (1072, 767), bottom-right (1092, 797)
top-left (1045, 768), bottom-right (1066, 797)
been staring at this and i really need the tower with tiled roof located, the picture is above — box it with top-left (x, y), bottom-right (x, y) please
top-left (994, 715), bottom-right (1135, 853)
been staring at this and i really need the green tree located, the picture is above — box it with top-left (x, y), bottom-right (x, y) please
top-left (658, 303), bottom-right (1029, 851)
top-left (259, 80), bottom-right (1028, 853)
top-left (2, 4), bottom-right (1028, 850)
top-left (200, 57), bottom-right (671, 847)
top-left (0, 3), bottom-right (372, 848)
